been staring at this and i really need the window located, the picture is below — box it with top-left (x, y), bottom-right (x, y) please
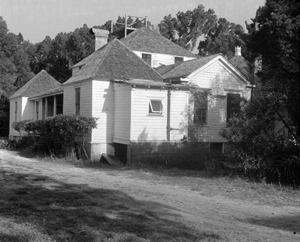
top-left (227, 93), bottom-right (242, 123)
top-left (194, 92), bottom-right (208, 125)
top-left (15, 102), bottom-right (17, 122)
top-left (175, 57), bottom-right (184, 63)
top-left (149, 100), bottom-right (163, 115)
top-left (142, 53), bottom-right (151, 66)
top-left (36, 101), bottom-right (39, 120)
top-left (75, 88), bottom-right (80, 115)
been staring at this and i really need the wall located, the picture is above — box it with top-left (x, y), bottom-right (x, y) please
top-left (133, 51), bottom-right (196, 68)
top-left (89, 80), bottom-right (115, 159)
top-left (113, 83), bottom-right (131, 144)
top-left (63, 80), bottom-right (93, 145)
top-left (9, 97), bottom-right (22, 137)
top-left (189, 59), bottom-right (250, 143)
top-left (131, 88), bottom-right (188, 142)
top-left (170, 90), bottom-right (189, 141)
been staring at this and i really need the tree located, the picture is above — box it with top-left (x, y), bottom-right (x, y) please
top-left (158, 4), bottom-right (245, 57)
top-left (247, 0), bottom-right (300, 140)
top-left (0, 16), bottom-right (34, 135)
top-left (198, 18), bottom-right (245, 58)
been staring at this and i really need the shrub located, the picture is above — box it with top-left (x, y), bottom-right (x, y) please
top-left (220, 96), bottom-right (300, 187)
top-left (12, 115), bottom-right (98, 159)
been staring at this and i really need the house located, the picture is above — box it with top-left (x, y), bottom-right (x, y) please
top-left (155, 50), bottom-right (252, 148)
top-left (9, 70), bottom-right (62, 138)
top-left (9, 27), bottom-right (252, 162)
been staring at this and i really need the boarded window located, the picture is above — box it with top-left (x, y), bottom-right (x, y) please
top-left (175, 57), bottom-right (184, 63)
top-left (75, 88), bottom-right (80, 115)
top-left (194, 92), bottom-right (208, 125)
top-left (15, 102), bottom-right (17, 122)
top-left (149, 100), bottom-right (163, 115)
top-left (142, 53), bottom-right (151, 66)
top-left (36, 101), bottom-right (39, 120)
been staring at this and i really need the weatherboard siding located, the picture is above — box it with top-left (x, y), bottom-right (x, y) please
top-left (191, 60), bottom-right (245, 92)
top-left (63, 80), bottom-right (92, 117)
top-left (130, 88), bottom-right (188, 142)
top-left (91, 80), bottom-right (114, 144)
top-left (170, 91), bottom-right (189, 141)
top-left (187, 59), bottom-right (251, 143)
top-left (21, 97), bottom-right (33, 121)
top-left (9, 98), bottom-right (21, 137)
top-left (131, 88), bottom-right (167, 141)
top-left (113, 84), bottom-right (131, 144)
top-left (133, 51), bottom-right (196, 68)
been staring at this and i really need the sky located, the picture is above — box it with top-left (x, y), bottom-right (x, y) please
top-left (0, 0), bottom-right (265, 43)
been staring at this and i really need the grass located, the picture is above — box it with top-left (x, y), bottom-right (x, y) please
top-left (123, 168), bottom-right (300, 207)
top-left (0, 169), bottom-right (223, 242)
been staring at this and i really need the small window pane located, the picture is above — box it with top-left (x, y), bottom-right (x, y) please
top-left (142, 53), bottom-right (151, 66)
top-left (149, 100), bottom-right (163, 115)
top-left (175, 57), bottom-right (184, 63)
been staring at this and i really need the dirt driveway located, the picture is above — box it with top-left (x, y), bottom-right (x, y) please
top-left (0, 149), bottom-right (299, 241)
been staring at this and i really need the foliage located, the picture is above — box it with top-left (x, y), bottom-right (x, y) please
top-left (13, 115), bottom-right (98, 159)
top-left (0, 17), bottom-right (34, 136)
top-left (198, 18), bottom-right (246, 59)
top-left (220, 96), bottom-right (300, 187)
top-left (247, 0), bottom-right (300, 140)
top-left (158, 5), bottom-right (246, 58)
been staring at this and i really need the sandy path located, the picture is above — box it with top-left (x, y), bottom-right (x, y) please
top-left (0, 149), bottom-right (299, 241)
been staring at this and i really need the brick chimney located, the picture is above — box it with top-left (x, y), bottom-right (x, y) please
top-left (90, 28), bottom-right (109, 51)
top-left (235, 46), bottom-right (241, 56)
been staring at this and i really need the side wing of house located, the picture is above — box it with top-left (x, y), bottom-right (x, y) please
top-left (188, 58), bottom-right (251, 143)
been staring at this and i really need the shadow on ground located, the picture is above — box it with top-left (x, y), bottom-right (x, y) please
top-left (0, 169), bottom-right (221, 242)
top-left (244, 214), bottom-right (300, 234)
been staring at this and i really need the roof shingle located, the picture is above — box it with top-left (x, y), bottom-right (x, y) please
top-left (10, 70), bottom-right (61, 99)
top-left (121, 27), bottom-right (196, 58)
top-left (157, 54), bottom-right (220, 79)
top-left (64, 39), bottom-right (163, 85)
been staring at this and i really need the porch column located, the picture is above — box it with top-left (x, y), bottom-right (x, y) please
top-left (53, 95), bottom-right (57, 116)
top-left (45, 97), bottom-right (48, 118)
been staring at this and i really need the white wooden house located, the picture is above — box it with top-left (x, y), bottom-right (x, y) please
top-left (9, 27), bottom-right (252, 162)
top-left (9, 70), bottom-right (62, 138)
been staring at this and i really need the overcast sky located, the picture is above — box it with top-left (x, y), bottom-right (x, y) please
top-left (1, 0), bottom-right (265, 43)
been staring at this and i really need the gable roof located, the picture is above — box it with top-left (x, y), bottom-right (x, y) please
top-left (120, 27), bottom-right (196, 58)
top-left (64, 39), bottom-right (163, 85)
top-left (10, 70), bottom-right (61, 99)
top-left (157, 54), bottom-right (219, 79)
top-left (229, 55), bottom-right (250, 80)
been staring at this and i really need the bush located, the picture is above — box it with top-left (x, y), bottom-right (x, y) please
top-left (12, 115), bottom-right (98, 158)
top-left (220, 96), bottom-right (300, 187)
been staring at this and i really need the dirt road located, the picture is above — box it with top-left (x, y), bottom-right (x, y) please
top-left (0, 149), bottom-right (299, 241)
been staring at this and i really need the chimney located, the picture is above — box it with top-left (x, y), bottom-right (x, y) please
top-left (90, 28), bottom-right (109, 51)
top-left (235, 46), bottom-right (241, 56)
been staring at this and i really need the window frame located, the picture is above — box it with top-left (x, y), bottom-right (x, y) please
top-left (142, 53), bottom-right (152, 66)
top-left (75, 88), bottom-right (80, 115)
top-left (15, 102), bottom-right (17, 122)
top-left (193, 92), bottom-right (208, 126)
top-left (148, 99), bottom-right (163, 116)
top-left (36, 101), bottom-right (39, 120)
